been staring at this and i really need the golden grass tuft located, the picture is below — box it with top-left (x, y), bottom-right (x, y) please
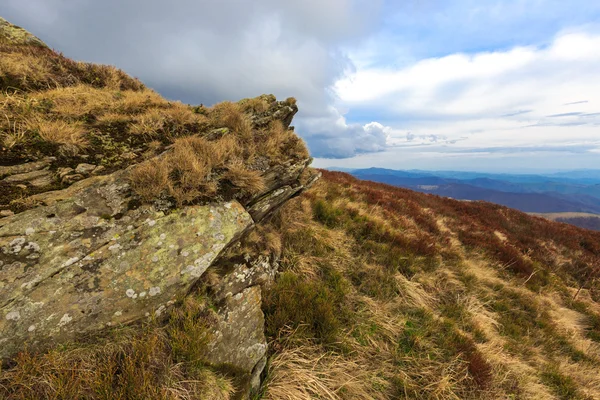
top-left (128, 158), bottom-right (170, 202)
top-left (209, 101), bottom-right (253, 140)
top-left (129, 132), bottom-right (272, 204)
top-left (264, 344), bottom-right (384, 400)
top-left (0, 52), bottom-right (52, 90)
top-left (223, 159), bottom-right (266, 195)
top-left (130, 108), bottom-right (167, 137)
top-left (0, 119), bottom-right (27, 149)
top-left (36, 85), bottom-right (116, 117)
top-left (31, 119), bottom-right (87, 152)
top-left (119, 89), bottom-right (166, 113)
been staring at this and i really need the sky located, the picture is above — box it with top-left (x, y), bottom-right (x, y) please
top-left (3, 0), bottom-right (600, 172)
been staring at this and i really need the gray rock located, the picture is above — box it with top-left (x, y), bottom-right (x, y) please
top-left (202, 286), bottom-right (267, 372)
top-left (74, 163), bottom-right (97, 175)
top-left (0, 158), bottom-right (55, 177)
top-left (3, 169), bottom-right (54, 187)
top-left (62, 174), bottom-right (84, 184)
top-left (57, 167), bottom-right (74, 179)
top-left (0, 167), bottom-right (253, 360)
top-left (212, 255), bottom-right (279, 302)
top-left (91, 165), bottom-right (106, 175)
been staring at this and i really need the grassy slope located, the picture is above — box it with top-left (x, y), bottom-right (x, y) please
top-left (0, 27), bottom-right (307, 212)
top-left (259, 170), bottom-right (600, 400)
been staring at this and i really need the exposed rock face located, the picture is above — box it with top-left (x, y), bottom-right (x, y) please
top-left (0, 17), bottom-right (47, 47)
top-left (1, 115), bottom-right (316, 398)
top-left (203, 285), bottom-right (267, 372)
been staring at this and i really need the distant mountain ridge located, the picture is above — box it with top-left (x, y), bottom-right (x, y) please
top-left (341, 168), bottom-right (600, 219)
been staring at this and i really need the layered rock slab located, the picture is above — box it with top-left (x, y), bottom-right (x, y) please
top-left (0, 167), bottom-right (253, 359)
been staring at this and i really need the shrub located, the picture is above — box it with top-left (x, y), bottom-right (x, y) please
top-left (263, 271), bottom-right (347, 344)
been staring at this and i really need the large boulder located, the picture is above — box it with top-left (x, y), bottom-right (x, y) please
top-left (0, 156), bottom-right (315, 361)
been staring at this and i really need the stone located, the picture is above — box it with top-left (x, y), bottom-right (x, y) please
top-left (202, 286), bottom-right (267, 373)
top-left (212, 255), bottom-right (278, 302)
top-left (0, 167), bottom-right (253, 359)
top-left (250, 356), bottom-right (267, 394)
top-left (74, 163), bottom-right (97, 175)
top-left (2, 169), bottom-right (54, 187)
top-left (91, 165), bottom-right (106, 175)
top-left (248, 185), bottom-right (303, 221)
top-left (0, 158), bottom-right (54, 177)
top-left (0, 210), bottom-right (14, 218)
top-left (57, 167), bottom-right (74, 179)
top-left (62, 174), bottom-right (84, 184)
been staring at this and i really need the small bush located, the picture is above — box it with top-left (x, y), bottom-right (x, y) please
top-left (263, 271), bottom-right (347, 344)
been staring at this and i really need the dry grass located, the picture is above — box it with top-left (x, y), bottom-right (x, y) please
top-left (223, 159), bottom-right (266, 195)
top-left (263, 343), bottom-right (386, 400)
top-left (209, 101), bottom-right (253, 140)
top-left (258, 173), bottom-right (600, 399)
top-left (0, 295), bottom-right (234, 400)
top-left (31, 119), bottom-right (87, 152)
top-left (128, 158), bottom-right (171, 202)
top-left (36, 85), bottom-right (117, 117)
top-left (128, 134), bottom-right (265, 205)
top-left (0, 119), bottom-right (26, 149)
top-left (118, 89), bottom-right (165, 113)
top-left (130, 107), bottom-right (168, 137)
top-left (0, 52), bottom-right (52, 89)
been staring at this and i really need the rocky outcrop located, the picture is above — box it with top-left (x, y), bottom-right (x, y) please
top-left (0, 17), bottom-right (47, 47)
top-left (0, 16), bottom-right (318, 397)
top-left (0, 105), bottom-right (318, 400)
top-left (0, 155), bottom-right (315, 355)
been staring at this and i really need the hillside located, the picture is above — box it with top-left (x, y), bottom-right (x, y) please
top-left (534, 213), bottom-right (600, 232)
top-left (2, 16), bottom-right (600, 400)
top-left (350, 168), bottom-right (600, 216)
top-left (250, 171), bottom-right (600, 399)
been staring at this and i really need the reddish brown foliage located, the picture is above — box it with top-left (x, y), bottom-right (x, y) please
top-left (319, 170), bottom-right (600, 289)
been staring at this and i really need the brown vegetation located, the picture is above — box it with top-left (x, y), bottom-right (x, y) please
top-left (0, 35), bottom-right (309, 212)
top-left (258, 170), bottom-right (600, 399)
top-left (0, 295), bottom-right (234, 400)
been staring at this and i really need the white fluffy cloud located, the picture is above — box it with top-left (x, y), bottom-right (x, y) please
top-left (331, 30), bottom-right (600, 168)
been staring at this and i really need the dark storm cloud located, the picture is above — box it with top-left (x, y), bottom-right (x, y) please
top-left (2, 0), bottom-right (385, 158)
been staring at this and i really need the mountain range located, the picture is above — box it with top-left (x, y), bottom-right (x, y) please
top-left (343, 167), bottom-right (600, 230)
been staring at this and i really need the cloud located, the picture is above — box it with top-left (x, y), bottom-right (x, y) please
top-left (296, 107), bottom-right (389, 158)
top-left (564, 100), bottom-right (588, 105)
top-left (2, 0), bottom-right (386, 158)
top-left (334, 30), bottom-right (600, 164)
